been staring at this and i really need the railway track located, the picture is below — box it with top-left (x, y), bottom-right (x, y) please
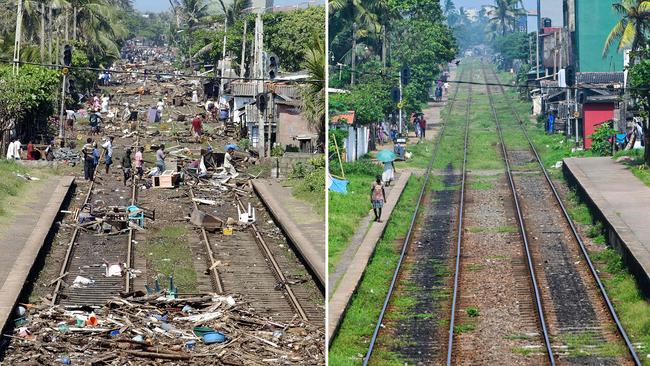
top-left (362, 59), bottom-right (640, 365)
top-left (362, 65), bottom-right (469, 365)
top-left (184, 182), bottom-right (323, 324)
top-left (52, 136), bottom-right (140, 306)
top-left (482, 64), bottom-right (640, 365)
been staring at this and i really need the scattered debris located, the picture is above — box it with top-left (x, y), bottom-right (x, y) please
top-left (4, 295), bottom-right (324, 365)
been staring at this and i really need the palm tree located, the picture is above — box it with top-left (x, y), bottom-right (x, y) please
top-left (218, 0), bottom-right (250, 26)
top-left (603, 0), bottom-right (650, 57)
top-left (169, 0), bottom-right (209, 67)
top-left (330, 0), bottom-right (379, 83)
top-left (301, 34), bottom-right (325, 151)
top-left (485, 0), bottom-right (522, 36)
top-left (72, 0), bottom-right (129, 61)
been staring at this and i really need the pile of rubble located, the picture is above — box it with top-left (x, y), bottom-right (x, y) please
top-left (5, 295), bottom-right (324, 365)
top-left (52, 148), bottom-right (81, 164)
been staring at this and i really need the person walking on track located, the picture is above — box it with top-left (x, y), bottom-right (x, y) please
top-left (121, 148), bottom-right (133, 186)
top-left (371, 175), bottom-right (387, 223)
top-left (102, 136), bottom-right (114, 174)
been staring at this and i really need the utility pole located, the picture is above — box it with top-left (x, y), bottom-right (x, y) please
top-left (537, 0), bottom-right (541, 79)
top-left (267, 88), bottom-right (273, 158)
top-left (240, 20), bottom-right (247, 80)
top-left (13, 0), bottom-right (24, 75)
top-left (351, 22), bottom-right (357, 85)
top-left (254, 12), bottom-right (265, 157)
top-left (218, 20), bottom-right (228, 97)
top-left (72, 7), bottom-right (77, 41)
top-left (48, 5), bottom-right (52, 64)
top-left (40, 2), bottom-right (45, 64)
top-left (398, 70), bottom-right (403, 134)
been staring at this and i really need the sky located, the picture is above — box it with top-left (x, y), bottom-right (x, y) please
top-left (454, 0), bottom-right (564, 30)
top-left (133, 0), bottom-right (320, 13)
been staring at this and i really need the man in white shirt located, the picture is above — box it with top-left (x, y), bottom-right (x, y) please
top-left (102, 136), bottom-right (114, 174)
top-left (224, 146), bottom-right (238, 178)
top-left (156, 99), bottom-right (164, 122)
top-left (6, 138), bottom-right (22, 160)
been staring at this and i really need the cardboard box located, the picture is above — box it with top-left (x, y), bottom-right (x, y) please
top-left (152, 170), bottom-right (179, 188)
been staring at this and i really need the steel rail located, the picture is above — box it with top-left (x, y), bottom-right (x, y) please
top-left (446, 70), bottom-right (473, 366)
top-left (52, 133), bottom-right (141, 304)
top-left (125, 134), bottom-right (140, 293)
top-left (234, 197), bottom-right (309, 321)
top-left (362, 66), bottom-right (467, 366)
top-left (188, 187), bottom-right (225, 294)
top-left (51, 149), bottom-right (104, 305)
top-left (482, 64), bottom-right (556, 365)
top-left (489, 67), bottom-right (642, 366)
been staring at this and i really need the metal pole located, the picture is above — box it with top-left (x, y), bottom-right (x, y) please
top-left (58, 74), bottom-right (67, 142)
top-left (351, 23), bottom-right (357, 85)
top-left (575, 87), bottom-right (579, 146)
top-left (537, 0), bottom-right (541, 78)
top-left (536, 29), bottom-right (540, 79)
top-left (398, 71), bottom-right (403, 134)
top-left (267, 90), bottom-right (273, 157)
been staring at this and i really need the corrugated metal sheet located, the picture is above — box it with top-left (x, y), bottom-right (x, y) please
top-left (231, 82), bottom-right (258, 96)
top-left (577, 72), bottom-right (624, 84)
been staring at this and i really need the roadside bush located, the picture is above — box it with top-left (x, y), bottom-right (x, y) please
top-left (590, 122), bottom-right (616, 156)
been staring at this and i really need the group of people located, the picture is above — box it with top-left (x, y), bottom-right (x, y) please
top-left (5, 139), bottom-right (55, 161)
top-left (81, 136), bottom-right (147, 186)
top-left (413, 113), bottom-right (427, 141)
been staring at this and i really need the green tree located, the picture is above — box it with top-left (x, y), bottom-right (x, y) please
top-left (301, 34), bottom-right (326, 152)
top-left (493, 31), bottom-right (529, 69)
top-left (628, 58), bottom-right (650, 164)
top-left (0, 65), bottom-right (59, 150)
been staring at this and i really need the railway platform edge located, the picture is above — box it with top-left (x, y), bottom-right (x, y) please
top-left (252, 179), bottom-right (326, 288)
top-left (564, 157), bottom-right (650, 295)
top-left (0, 176), bottom-right (75, 333)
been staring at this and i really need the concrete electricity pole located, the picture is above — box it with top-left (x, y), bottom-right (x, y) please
top-left (240, 20), bottom-right (247, 80)
top-left (218, 20), bottom-right (228, 97)
top-left (13, 0), bottom-right (24, 75)
top-left (254, 12), bottom-right (265, 157)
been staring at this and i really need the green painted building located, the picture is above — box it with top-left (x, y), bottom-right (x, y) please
top-left (567, 0), bottom-right (624, 72)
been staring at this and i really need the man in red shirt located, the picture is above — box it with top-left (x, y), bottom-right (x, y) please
top-left (191, 114), bottom-right (203, 142)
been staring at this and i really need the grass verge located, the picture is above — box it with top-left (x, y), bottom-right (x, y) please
top-left (328, 175), bottom-right (424, 365)
top-left (138, 225), bottom-right (198, 293)
top-left (0, 160), bottom-right (29, 217)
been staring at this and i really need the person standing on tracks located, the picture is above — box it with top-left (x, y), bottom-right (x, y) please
top-left (135, 146), bottom-right (145, 179)
top-left (82, 138), bottom-right (94, 180)
top-left (419, 115), bottom-right (427, 141)
top-left (224, 146), bottom-right (238, 178)
top-left (371, 175), bottom-right (387, 223)
top-left (191, 114), bottom-right (203, 142)
top-left (121, 148), bottom-right (133, 186)
top-left (156, 98), bottom-right (165, 122)
top-left (102, 136), bottom-right (114, 174)
top-left (156, 144), bottom-right (166, 174)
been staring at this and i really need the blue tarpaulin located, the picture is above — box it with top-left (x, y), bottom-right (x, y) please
top-left (328, 173), bottom-right (348, 194)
